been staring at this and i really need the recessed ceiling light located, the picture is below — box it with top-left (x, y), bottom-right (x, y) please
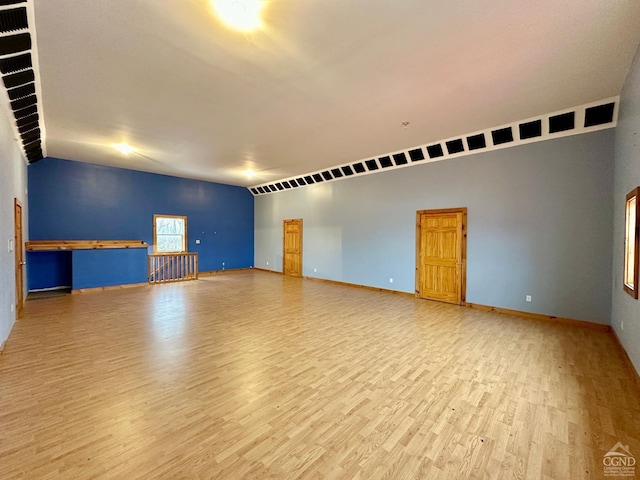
top-left (213, 0), bottom-right (263, 32)
top-left (245, 169), bottom-right (256, 179)
top-left (113, 143), bottom-right (135, 155)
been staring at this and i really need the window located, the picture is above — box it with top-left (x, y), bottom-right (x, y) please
top-left (153, 214), bottom-right (187, 253)
top-left (624, 187), bottom-right (639, 299)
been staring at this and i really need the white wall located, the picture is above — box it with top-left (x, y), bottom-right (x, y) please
top-left (256, 129), bottom-right (614, 324)
top-left (612, 41), bottom-right (640, 374)
top-left (0, 102), bottom-right (29, 350)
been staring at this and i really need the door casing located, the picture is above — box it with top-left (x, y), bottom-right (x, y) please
top-left (14, 199), bottom-right (24, 319)
top-left (415, 207), bottom-right (467, 305)
top-left (283, 218), bottom-right (303, 277)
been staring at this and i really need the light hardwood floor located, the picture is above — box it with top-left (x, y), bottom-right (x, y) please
top-left (1, 271), bottom-right (638, 479)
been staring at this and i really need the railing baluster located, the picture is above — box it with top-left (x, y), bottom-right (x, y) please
top-left (148, 253), bottom-right (198, 285)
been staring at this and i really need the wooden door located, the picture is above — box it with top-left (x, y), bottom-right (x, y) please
top-left (14, 199), bottom-right (24, 318)
top-left (416, 208), bottom-right (466, 305)
top-left (283, 219), bottom-right (302, 277)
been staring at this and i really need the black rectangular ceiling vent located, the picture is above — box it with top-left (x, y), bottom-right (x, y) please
top-left (283, 181), bottom-right (292, 189)
top-left (584, 103), bottom-right (615, 127)
top-left (0, 32), bottom-right (30, 55)
top-left (0, 52), bottom-right (31, 74)
top-left (549, 112), bottom-right (575, 133)
top-left (2, 68), bottom-right (33, 88)
top-left (269, 185), bottom-right (277, 192)
top-left (16, 112), bottom-right (37, 127)
top-left (321, 171), bottom-right (332, 181)
top-left (257, 186), bottom-right (265, 194)
top-left (519, 120), bottom-right (542, 139)
top-left (10, 93), bottom-right (35, 111)
top-left (312, 173), bottom-right (323, 182)
top-left (408, 148), bottom-right (425, 162)
top-left (393, 152), bottom-right (407, 165)
top-left (24, 147), bottom-right (41, 158)
top-left (8, 81), bottom-right (34, 100)
top-left (0, 1), bottom-right (28, 6)
top-left (275, 183), bottom-right (284, 190)
top-left (23, 139), bottom-right (39, 150)
top-left (296, 177), bottom-right (305, 185)
top-left (352, 162), bottom-right (365, 173)
top-left (27, 150), bottom-right (42, 160)
top-left (304, 175), bottom-right (314, 184)
top-left (341, 165), bottom-right (354, 176)
top-left (20, 127), bottom-right (39, 140)
top-left (288, 179), bottom-right (297, 187)
top-left (445, 138), bottom-right (464, 154)
top-left (491, 127), bottom-right (514, 145)
top-left (365, 159), bottom-right (378, 171)
top-left (330, 168), bottom-right (343, 178)
top-left (250, 188), bottom-right (258, 195)
top-left (0, 7), bottom-right (28, 33)
top-left (466, 133), bottom-right (486, 150)
top-left (17, 121), bottom-right (36, 134)
top-left (14, 103), bottom-right (36, 118)
top-left (26, 144), bottom-right (41, 153)
top-left (426, 143), bottom-right (444, 158)
top-left (378, 156), bottom-right (392, 168)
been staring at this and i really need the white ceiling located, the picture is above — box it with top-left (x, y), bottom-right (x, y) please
top-left (32, 0), bottom-right (640, 187)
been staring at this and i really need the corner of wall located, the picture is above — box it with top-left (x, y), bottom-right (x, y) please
top-left (0, 96), bottom-right (29, 349)
top-left (612, 39), bottom-right (640, 376)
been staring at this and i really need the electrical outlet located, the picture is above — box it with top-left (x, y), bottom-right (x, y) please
top-left (195, 239), bottom-right (200, 244)
top-left (8, 239), bottom-right (13, 252)
top-left (526, 295), bottom-right (532, 302)
top-left (266, 261), bottom-right (269, 266)
top-left (621, 320), bottom-right (624, 331)
top-left (389, 278), bottom-right (394, 283)
top-left (10, 303), bottom-right (14, 313)
top-left (314, 268), bottom-right (317, 273)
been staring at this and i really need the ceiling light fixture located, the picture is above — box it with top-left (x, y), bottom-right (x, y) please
top-left (113, 143), bottom-right (135, 155)
top-left (245, 169), bottom-right (256, 179)
top-left (213, 0), bottom-right (263, 32)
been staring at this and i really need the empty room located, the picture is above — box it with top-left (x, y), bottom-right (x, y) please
top-left (1, 1), bottom-right (640, 479)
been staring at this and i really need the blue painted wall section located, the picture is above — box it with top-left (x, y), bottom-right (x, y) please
top-left (72, 249), bottom-right (148, 289)
top-left (27, 251), bottom-right (72, 290)
top-left (28, 158), bottom-right (254, 289)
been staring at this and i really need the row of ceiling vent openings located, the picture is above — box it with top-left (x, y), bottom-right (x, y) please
top-left (0, 1), bottom-right (42, 164)
top-left (250, 102), bottom-right (615, 195)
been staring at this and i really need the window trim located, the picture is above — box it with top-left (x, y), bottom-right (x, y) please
top-left (623, 187), bottom-right (639, 299)
top-left (153, 214), bottom-right (188, 254)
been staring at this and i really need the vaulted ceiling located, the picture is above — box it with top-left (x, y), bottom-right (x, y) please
top-left (26, 0), bottom-right (640, 186)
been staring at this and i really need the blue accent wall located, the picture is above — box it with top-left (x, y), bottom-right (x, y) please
top-left (72, 249), bottom-right (148, 289)
top-left (27, 251), bottom-right (72, 290)
top-left (28, 158), bottom-right (254, 289)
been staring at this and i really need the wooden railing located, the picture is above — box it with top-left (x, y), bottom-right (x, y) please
top-left (148, 253), bottom-right (198, 284)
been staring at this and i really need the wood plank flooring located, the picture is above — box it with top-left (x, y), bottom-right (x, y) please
top-left (1, 271), bottom-right (639, 479)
